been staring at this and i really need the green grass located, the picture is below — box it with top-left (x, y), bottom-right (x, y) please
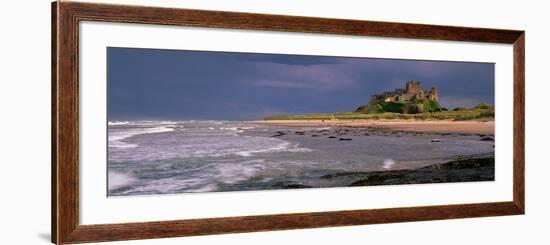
top-left (264, 103), bottom-right (494, 121)
top-left (355, 99), bottom-right (442, 114)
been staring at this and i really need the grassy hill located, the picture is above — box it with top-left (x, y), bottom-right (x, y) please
top-left (355, 99), bottom-right (442, 114)
top-left (264, 102), bottom-right (494, 121)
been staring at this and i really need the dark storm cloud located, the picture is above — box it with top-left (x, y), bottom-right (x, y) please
top-left (108, 47), bottom-right (494, 120)
top-left (232, 53), bottom-right (345, 66)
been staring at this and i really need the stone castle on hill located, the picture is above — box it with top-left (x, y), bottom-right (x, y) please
top-left (372, 80), bottom-right (439, 103)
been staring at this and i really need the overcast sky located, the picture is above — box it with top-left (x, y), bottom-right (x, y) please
top-left (107, 47), bottom-right (494, 120)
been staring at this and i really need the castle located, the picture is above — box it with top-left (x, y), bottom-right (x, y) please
top-left (372, 80), bottom-right (439, 103)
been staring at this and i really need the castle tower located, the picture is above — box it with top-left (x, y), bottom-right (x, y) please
top-left (405, 81), bottom-right (413, 94)
top-left (430, 87), bottom-right (439, 102)
top-left (406, 80), bottom-right (421, 94)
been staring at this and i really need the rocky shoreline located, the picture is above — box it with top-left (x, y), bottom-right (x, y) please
top-left (347, 156), bottom-right (494, 186)
top-left (267, 125), bottom-right (494, 142)
top-left (259, 125), bottom-right (495, 189)
top-left (269, 156), bottom-right (494, 189)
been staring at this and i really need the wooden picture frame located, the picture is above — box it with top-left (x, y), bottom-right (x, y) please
top-left (52, 1), bottom-right (525, 244)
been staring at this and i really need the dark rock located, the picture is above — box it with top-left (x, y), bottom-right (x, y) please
top-left (272, 131), bottom-right (286, 137)
top-left (271, 182), bottom-right (312, 189)
top-left (348, 156), bottom-right (494, 187)
top-left (320, 172), bottom-right (371, 179)
top-left (480, 137), bottom-right (494, 141)
top-left (431, 139), bottom-right (442, 143)
top-left (339, 138), bottom-right (352, 141)
top-left (328, 136), bottom-right (338, 139)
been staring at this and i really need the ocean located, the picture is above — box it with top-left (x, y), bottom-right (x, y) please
top-left (107, 120), bottom-right (494, 196)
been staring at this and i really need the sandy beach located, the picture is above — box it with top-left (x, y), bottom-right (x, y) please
top-left (254, 119), bottom-right (494, 135)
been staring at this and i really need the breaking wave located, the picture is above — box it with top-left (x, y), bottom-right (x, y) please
top-left (109, 125), bottom-right (175, 148)
top-left (108, 121), bottom-right (129, 126)
top-left (382, 159), bottom-right (396, 169)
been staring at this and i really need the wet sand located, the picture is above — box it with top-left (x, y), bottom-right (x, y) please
top-left (255, 119), bottom-right (494, 135)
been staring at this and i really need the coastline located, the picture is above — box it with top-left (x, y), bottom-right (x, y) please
top-left (344, 155), bottom-right (494, 187)
top-left (252, 119), bottom-right (494, 135)
top-left (270, 155), bottom-right (495, 189)
top-left (109, 120), bottom-right (495, 194)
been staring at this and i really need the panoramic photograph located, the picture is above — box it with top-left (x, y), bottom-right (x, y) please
top-left (107, 47), bottom-right (495, 196)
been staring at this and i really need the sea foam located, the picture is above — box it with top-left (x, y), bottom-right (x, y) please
top-left (108, 121), bottom-right (129, 126)
top-left (382, 159), bottom-right (396, 169)
top-left (109, 125), bottom-right (175, 148)
top-left (108, 171), bottom-right (137, 191)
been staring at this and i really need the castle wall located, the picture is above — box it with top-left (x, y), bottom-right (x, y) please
top-left (377, 81), bottom-right (438, 103)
